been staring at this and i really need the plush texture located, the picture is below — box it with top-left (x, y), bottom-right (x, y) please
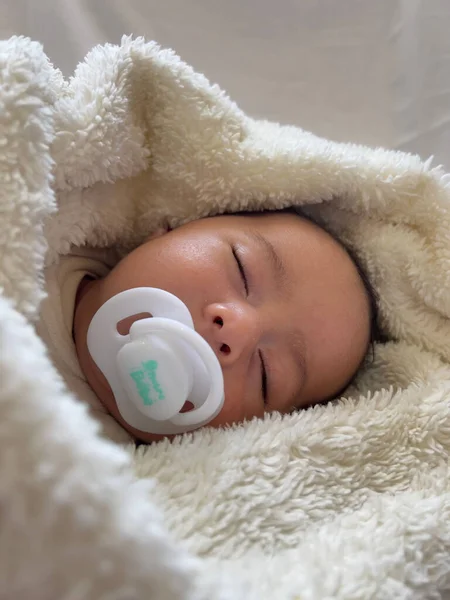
top-left (2, 34), bottom-right (450, 600)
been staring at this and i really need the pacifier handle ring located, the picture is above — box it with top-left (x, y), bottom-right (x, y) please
top-left (130, 318), bottom-right (223, 426)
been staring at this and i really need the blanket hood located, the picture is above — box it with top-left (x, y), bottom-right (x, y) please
top-left (47, 36), bottom-right (450, 393)
top-left (3, 34), bottom-right (450, 600)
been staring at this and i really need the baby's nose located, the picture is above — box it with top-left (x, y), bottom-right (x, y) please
top-left (205, 303), bottom-right (259, 366)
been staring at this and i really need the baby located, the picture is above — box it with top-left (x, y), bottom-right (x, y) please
top-left (38, 210), bottom-right (374, 444)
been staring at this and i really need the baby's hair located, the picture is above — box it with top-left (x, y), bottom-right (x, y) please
top-left (341, 241), bottom-right (382, 355)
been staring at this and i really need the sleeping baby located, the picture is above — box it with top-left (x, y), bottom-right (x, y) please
top-left (37, 209), bottom-right (376, 444)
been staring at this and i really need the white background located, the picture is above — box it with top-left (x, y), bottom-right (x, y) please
top-left (2, 0), bottom-right (450, 168)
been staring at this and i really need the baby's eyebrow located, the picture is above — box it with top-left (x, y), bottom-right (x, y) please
top-left (249, 231), bottom-right (287, 288)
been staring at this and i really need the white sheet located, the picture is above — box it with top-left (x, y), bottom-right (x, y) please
top-left (2, 0), bottom-right (450, 168)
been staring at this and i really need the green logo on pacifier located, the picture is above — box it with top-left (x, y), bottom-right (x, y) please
top-left (130, 360), bottom-right (165, 406)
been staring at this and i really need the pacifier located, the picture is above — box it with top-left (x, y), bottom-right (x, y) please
top-left (86, 288), bottom-right (224, 435)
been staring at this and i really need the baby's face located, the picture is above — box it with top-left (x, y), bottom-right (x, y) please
top-left (74, 212), bottom-right (371, 442)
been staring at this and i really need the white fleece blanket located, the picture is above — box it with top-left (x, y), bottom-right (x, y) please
top-left (2, 35), bottom-right (450, 600)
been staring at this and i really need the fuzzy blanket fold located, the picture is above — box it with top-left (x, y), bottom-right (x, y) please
top-left (2, 34), bottom-right (450, 600)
